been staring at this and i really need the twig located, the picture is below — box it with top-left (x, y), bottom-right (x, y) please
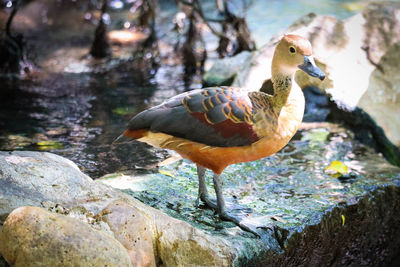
top-left (6, 0), bottom-right (20, 38)
top-left (178, 0), bottom-right (228, 39)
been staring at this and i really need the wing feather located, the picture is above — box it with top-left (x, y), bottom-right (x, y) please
top-left (127, 87), bottom-right (271, 147)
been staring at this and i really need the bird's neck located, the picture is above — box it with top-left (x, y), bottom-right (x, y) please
top-left (271, 73), bottom-right (293, 114)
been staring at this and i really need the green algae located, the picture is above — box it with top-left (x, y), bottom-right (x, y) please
top-left (112, 106), bottom-right (138, 116)
top-left (36, 140), bottom-right (64, 150)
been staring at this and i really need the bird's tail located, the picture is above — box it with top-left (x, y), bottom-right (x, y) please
top-left (112, 129), bottom-right (147, 144)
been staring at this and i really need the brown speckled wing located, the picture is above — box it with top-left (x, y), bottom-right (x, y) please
top-left (178, 86), bottom-right (261, 146)
top-left (182, 87), bottom-right (254, 125)
top-left (127, 86), bottom-right (274, 147)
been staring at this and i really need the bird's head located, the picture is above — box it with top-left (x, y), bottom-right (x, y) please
top-left (272, 34), bottom-right (325, 81)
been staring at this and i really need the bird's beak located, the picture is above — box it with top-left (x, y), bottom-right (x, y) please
top-left (298, 56), bottom-right (325, 81)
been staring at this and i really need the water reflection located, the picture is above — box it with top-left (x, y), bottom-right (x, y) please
top-left (0, 58), bottom-right (166, 176)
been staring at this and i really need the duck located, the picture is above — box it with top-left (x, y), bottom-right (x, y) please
top-left (117, 34), bottom-right (325, 235)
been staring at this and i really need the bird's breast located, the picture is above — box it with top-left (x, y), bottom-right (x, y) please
top-left (274, 85), bottom-right (305, 142)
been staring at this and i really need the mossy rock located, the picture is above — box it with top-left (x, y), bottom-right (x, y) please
top-left (203, 51), bottom-right (251, 87)
top-left (101, 124), bottom-right (400, 266)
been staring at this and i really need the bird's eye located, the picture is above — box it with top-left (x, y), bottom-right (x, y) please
top-left (289, 46), bottom-right (296, 53)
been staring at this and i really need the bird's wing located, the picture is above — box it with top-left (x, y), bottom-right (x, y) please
top-left (127, 86), bottom-right (270, 147)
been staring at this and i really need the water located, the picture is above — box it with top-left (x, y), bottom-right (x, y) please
top-left (0, 0), bottom-right (363, 178)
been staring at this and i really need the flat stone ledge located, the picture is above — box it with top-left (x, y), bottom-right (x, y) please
top-left (1, 135), bottom-right (400, 266)
top-left (101, 125), bottom-right (400, 266)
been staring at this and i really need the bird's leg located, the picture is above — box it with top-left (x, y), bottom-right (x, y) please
top-left (195, 165), bottom-right (217, 209)
top-left (212, 173), bottom-right (260, 237)
top-left (194, 167), bottom-right (259, 236)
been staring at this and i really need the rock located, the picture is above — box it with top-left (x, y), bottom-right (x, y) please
top-left (357, 43), bottom-right (400, 146)
top-left (99, 200), bottom-right (156, 267)
top-left (101, 123), bottom-right (400, 266)
top-left (0, 151), bottom-right (238, 266)
top-left (133, 202), bottom-right (236, 267)
top-left (260, 185), bottom-right (400, 266)
top-left (1, 148), bottom-right (400, 266)
top-left (0, 206), bottom-right (132, 267)
top-left (230, 2), bottom-right (400, 148)
top-left (104, 196), bottom-right (237, 266)
top-left (203, 51), bottom-right (251, 87)
top-left (0, 151), bottom-right (115, 221)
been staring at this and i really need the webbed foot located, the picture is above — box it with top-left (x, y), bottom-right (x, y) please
top-left (219, 210), bottom-right (260, 237)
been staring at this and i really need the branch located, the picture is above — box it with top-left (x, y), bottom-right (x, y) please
top-left (178, 0), bottom-right (228, 39)
top-left (6, 0), bottom-right (20, 38)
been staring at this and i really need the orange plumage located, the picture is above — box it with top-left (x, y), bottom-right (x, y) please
top-left (119, 35), bottom-right (325, 235)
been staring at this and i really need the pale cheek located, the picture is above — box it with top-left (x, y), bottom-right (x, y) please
top-left (281, 65), bottom-right (298, 76)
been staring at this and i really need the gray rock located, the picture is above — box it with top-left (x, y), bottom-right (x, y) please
top-left (203, 51), bottom-right (251, 87)
top-left (231, 2), bottom-right (400, 148)
top-left (0, 151), bottom-right (115, 221)
top-left (0, 151), bottom-right (239, 266)
top-left (99, 200), bottom-right (156, 267)
top-left (0, 206), bottom-right (133, 267)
